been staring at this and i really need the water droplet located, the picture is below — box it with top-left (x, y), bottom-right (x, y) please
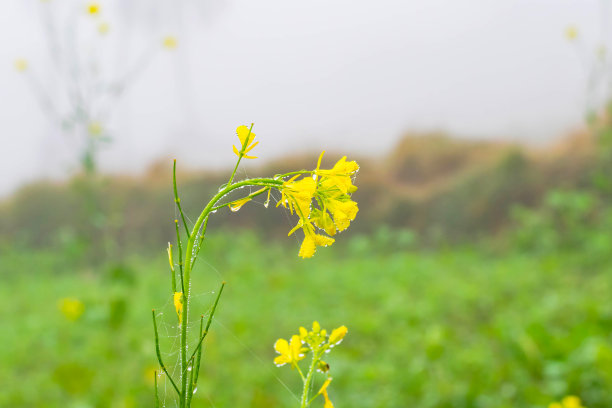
top-left (263, 201), bottom-right (269, 208)
top-left (230, 205), bottom-right (241, 212)
top-left (187, 366), bottom-right (192, 371)
top-left (193, 387), bottom-right (198, 394)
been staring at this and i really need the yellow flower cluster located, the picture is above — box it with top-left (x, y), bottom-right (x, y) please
top-left (280, 153), bottom-right (359, 258)
top-left (274, 321), bottom-right (348, 368)
top-left (227, 125), bottom-right (359, 258)
top-left (549, 396), bottom-right (585, 408)
top-left (274, 321), bottom-right (347, 408)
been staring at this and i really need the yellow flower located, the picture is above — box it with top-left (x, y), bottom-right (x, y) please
top-left (298, 229), bottom-right (335, 258)
top-left (562, 396), bottom-right (583, 408)
top-left (318, 156), bottom-right (359, 194)
top-left (311, 208), bottom-right (336, 236)
top-left (565, 26), bottom-right (578, 41)
top-left (87, 2), bottom-right (100, 15)
top-left (98, 22), bottom-right (110, 35)
top-left (299, 321), bottom-right (329, 348)
top-left (325, 197), bottom-right (358, 232)
top-left (162, 36), bottom-right (178, 50)
top-left (233, 125), bottom-right (258, 159)
top-left (58, 297), bottom-right (85, 321)
top-left (273, 335), bottom-right (306, 367)
top-left (549, 396), bottom-right (585, 408)
top-left (173, 292), bottom-right (184, 322)
top-left (318, 378), bottom-right (334, 408)
top-left (87, 121), bottom-right (103, 136)
top-left (328, 325), bottom-right (348, 346)
top-left (14, 59), bottom-right (28, 72)
top-left (280, 176), bottom-right (316, 219)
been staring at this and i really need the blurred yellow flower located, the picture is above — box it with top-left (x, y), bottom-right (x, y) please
top-left (98, 22), bottom-right (110, 35)
top-left (87, 2), bottom-right (100, 15)
top-left (549, 396), bottom-right (585, 408)
top-left (273, 335), bottom-right (306, 367)
top-left (58, 297), bottom-right (85, 321)
top-left (14, 59), bottom-right (28, 72)
top-left (87, 121), bottom-right (103, 136)
top-left (562, 396), bottom-right (584, 408)
top-left (162, 36), bottom-right (178, 50)
top-left (233, 125), bottom-right (258, 159)
top-left (565, 26), bottom-right (578, 41)
top-left (173, 292), bottom-right (183, 322)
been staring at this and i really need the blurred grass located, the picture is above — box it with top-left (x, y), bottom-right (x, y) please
top-left (1, 231), bottom-right (611, 407)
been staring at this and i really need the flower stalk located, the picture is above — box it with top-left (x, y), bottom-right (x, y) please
top-left (153, 125), bottom-right (358, 406)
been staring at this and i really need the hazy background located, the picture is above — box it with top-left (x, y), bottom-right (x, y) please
top-left (0, 0), bottom-right (605, 196)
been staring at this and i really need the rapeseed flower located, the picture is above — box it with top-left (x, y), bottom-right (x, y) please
top-left (278, 152), bottom-right (359, 257)
top-left (173, 292), bottom-right (183, 322)
top-left (565, 26), bottom-right (578, 41)
top-left (58, 297), bottom-right (85, 321)
top-left (549, 396), bottom-right (585, 408)
top-left (162, 36), bottom-right (178, 50)
top-left (273, 335), bottom-right (307, 367)
top-left (87, 2), bottom-right (100, 15)
top-left (233, 125), bottom-right (258, 159)
top-left (14, 59), bottom-right (28, 72)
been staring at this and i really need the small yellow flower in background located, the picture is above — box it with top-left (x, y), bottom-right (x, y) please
top-left (549, 395), bottom-right (586, 408)
top-left (173, 292), bottom-right (183, 322)
top-left (273, 335), bottom-right (307, 367)
top-left (162, 36), bottom-right (178, 50)
top-left (87, 121), bottom-right (103, 136)
top-left (98, 22), bottom-right (110, 35)
top-left (233, 125), bottom-right (258, 159)
top-left (58, 297), bottom-right (85, 321)
top-left (14, 59), bottom-right (28, 72)
top-left (143, 365), bottom-right (157, 386)
top-left (565, 25), bottom-right (578, 41)
top-left (87, 2), bottom-right (100, 16)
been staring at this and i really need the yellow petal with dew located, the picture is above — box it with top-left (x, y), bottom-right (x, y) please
top-left (229, 196), bottom-right (252, 212)
top-left (329, 325), bottom-right (348, 345)
top-left (173, 292), bottom-right (183, 322)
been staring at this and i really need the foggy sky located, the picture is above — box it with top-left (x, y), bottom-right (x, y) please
top-left (0, 0), bottom-right (604, 197)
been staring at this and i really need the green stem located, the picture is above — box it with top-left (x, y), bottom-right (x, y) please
top-left (152, 310), bottom-right (180, 396)
top-left (300, 352), bottom-right (319, 408)
top-left (174, 159), bottom-right (190, 237)
top-left (186, 282), bottom-right (225, 406)
top-left (180, 178), bottom-right (281, 406)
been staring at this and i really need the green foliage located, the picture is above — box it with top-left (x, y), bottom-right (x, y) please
top-left (1, 236), bottom-right (611, 407)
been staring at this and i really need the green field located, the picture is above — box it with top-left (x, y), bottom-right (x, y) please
top-left (2, 232), bottom-right (611, 408)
